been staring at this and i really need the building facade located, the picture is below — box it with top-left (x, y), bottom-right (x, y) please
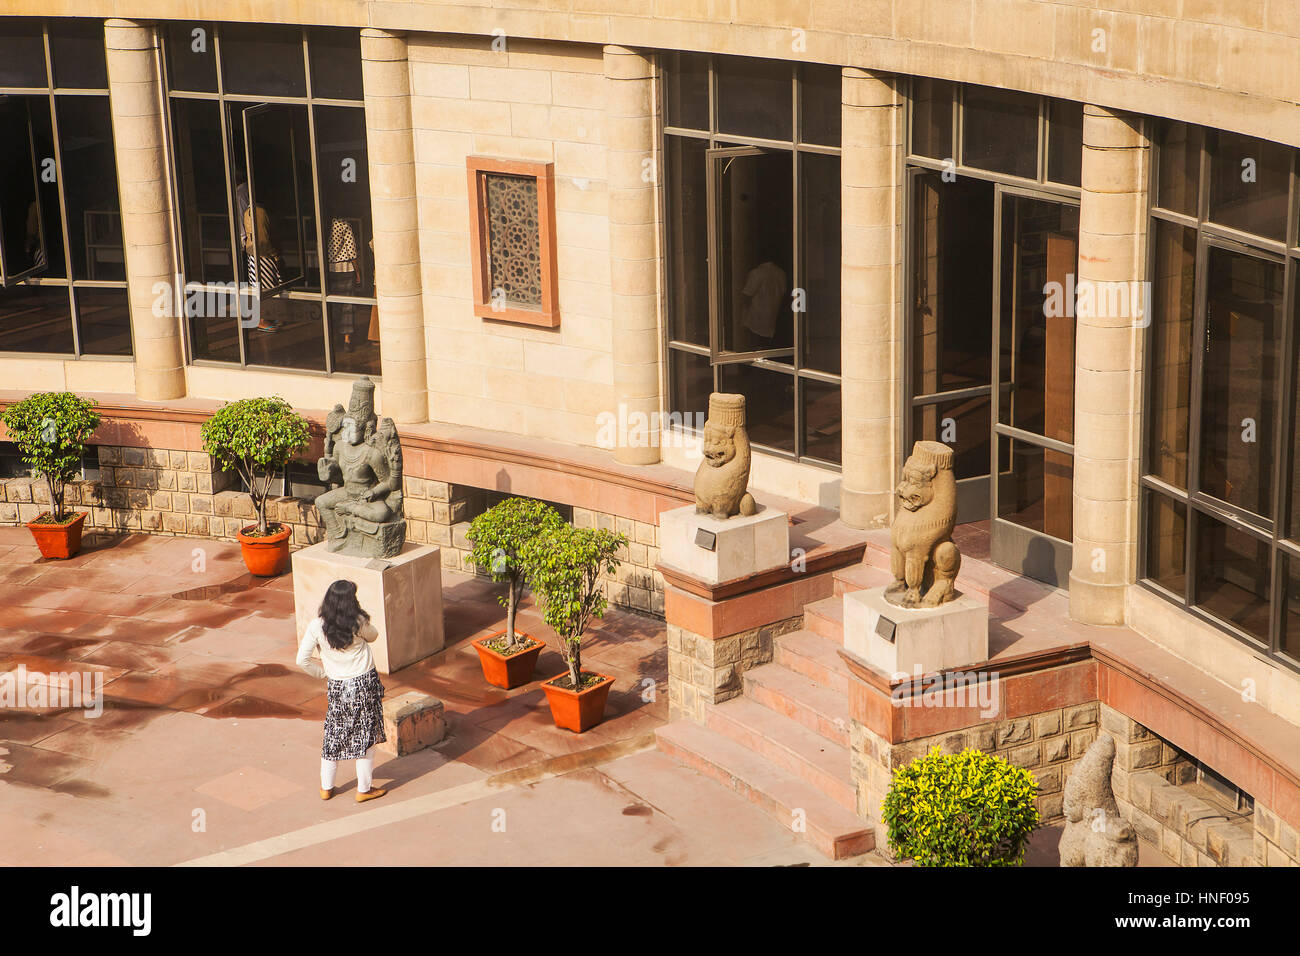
top-left (1, 2), bottom-right (1298, 864)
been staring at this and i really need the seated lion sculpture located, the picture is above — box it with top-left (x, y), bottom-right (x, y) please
top-left (694, 392), bottom-right (757, 520)
top-left (884, 440), bottom-right (961, 608)
top-left (1059, 735), bottom-right (1139, 867)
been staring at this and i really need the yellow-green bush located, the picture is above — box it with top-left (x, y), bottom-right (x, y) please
top-left (882, 747), bottom-right (1040, 866)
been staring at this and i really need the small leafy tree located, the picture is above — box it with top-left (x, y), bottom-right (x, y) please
top-left (882, 747), bottom-right (1040, 867)
top-left (0, 391), bottom-right (101, 523)
top-left (466, 497), bottom-right (565, 653)
top-left (522, 524), bottom-right (627, 689)
top-left (200, 397), bottom-right (310, 535)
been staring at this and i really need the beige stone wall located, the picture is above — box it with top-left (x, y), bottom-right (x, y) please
top-left (408, 36), bottom-right (617, 446)
top-left (668, 616), bottom-right (804, 723)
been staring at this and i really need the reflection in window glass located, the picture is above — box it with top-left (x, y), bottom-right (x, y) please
top-left (913, 397), bottom-right (990, 482)
top-left (1197, 247), bottom-right (1282, 518)
top-left (963, 86), bottom-right (1038, 179)
top-left (910, 78), bottom-right (953, 160)
top-left (801, 152), bottom-right (840, 375)
top-left (166, 22), bottom-right (218, 93)
top-left (1144, 492), bottom-right (1186, 595)
top-left (668, 348), bottom-right (712, 427)
top-left (719, 362), bottom-right (796, 455)
top-left (48, 19), bottom-right (108, 89)
top-left (308, 28), bottom-right (363, 100)
top-left (187, 288), bottom-right (244, 363)
top-left (1208, 129), bottom-right (1291, 241)
top-left (316, 106), bottom-right (373, 299)
top-left (1046, 99), bottom-right (1082, 186)
top-left (74, 286), bottom-right (132, 356)
top-left (242, 296), bottom-right (326, 371)
top-left (800, 65), bottom-right (841, 148)
top-left (27, 97), bottom-right (65, 279)
top-left (0, 18), bottom-right (48, 88)
top-left (240, 102), bottom-right (317, 295)
top-left (1281, 555), bottom-right (1300, 664)
top-left (1147, 220), bottom-right (1196, 489)
top-left (1194, 514), bottom-right (1271, 642)
top-left (171, 98), bottom-right (234, 285)
top-left (663, 52), bottom-right (709, 131)
top-left (0, 283), bottom-right (73, 353)
top-left (802, 378), bottom-right (841, 464)
top-left (0, 95), bottom-right (47, 282)
top-left (665, 136), bottom-right (708, 346)
top-left (328, 301), bottom-right (379, 375)
top-left (56, 95), bottom-right (124, 282)
top-left (1155, 120), bottom-right (1201, 217)
top-left (717, 56), bottom-right (791, 142)
top-left (998, 439), bottom-right (1073, 542)
top-left (218, 23), bottom-right (306, 98)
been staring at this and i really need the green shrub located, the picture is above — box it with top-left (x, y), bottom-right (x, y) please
top-left (0, 391), bottom-right (101, 522)
top-left (521, 524), bottom-right (626, 688)
top-left (882, 747), bottom-right (1040, 867)
top-left (200, 396), bottom-right (310, 535)
top-left (465, 497), bottom-right (565, 651)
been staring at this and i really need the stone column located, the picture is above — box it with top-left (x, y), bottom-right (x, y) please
top-left (104, 19), bottom-right (186, 401)
top-left (1069, 106), bottom-right (1149, 626)
top-left (361, 29), bottom-right (428, 425)
top-left (839, 69), bottom-right (902, 529)
top-left (604, 45), bottom-right (661, 465)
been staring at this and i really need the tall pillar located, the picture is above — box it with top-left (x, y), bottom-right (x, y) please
top-left (605, 45), bottom-right (661, 465)
top-left (361, 29), bottom-right (428, 424)
top-left (1069, 105), bottom-right (1149, 625)
top-left (104, 19), bottom-right (186, 401)
top-left (839, 69), bottom-right (903, 529)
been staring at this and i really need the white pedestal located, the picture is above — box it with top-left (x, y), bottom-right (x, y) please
top-left (659, 504), bottom-right (789, 585)
top-left (292, 541), bottom-right (444, 674)
top-left (843, 586), bottom-right (988, 678)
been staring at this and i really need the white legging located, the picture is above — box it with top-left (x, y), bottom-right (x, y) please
top-left (321, 747), bottom-right (375, 793)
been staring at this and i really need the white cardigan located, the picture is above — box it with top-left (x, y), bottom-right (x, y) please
top-left (296, 616), bottom-right (380, 681)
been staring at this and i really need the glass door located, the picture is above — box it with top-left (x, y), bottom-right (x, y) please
top-left (240, 102), bottom-right (311, 298)
top-left (0, 95), bottom-right (48, 287)
top-left (990, 187), bottom-right (1080, 586)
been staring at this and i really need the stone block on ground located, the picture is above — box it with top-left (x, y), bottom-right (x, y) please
top-left (380, 692), bottom-right (447, 756)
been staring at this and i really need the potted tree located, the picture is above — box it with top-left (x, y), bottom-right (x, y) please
top-left (523, 524), bottom-right (627, 733)
top-left (200, 396), bottom-right (310, 577)
top-left (0, 391), bottom-right (101, 559)
top-left (466, 497), bottom-right (565, 689)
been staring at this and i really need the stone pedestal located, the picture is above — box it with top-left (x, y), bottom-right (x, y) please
top-left (843, 586), bottom-right (988, 678)
top-left (292, 541), bottom-right (444, 674)
top-left (381, 692), bottom-right (446, 756)
top-left (659, 505), bottom-right (789, 585)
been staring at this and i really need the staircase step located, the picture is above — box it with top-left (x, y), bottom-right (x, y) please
top-left (743, 663), bottom-right (850, 747)
top-left (833, 563), bottom-right (892, 596)
top-left (774, 629), bottom-right (851, 696)
top-left (656, 720), bottom-right (874, 859)
top-left (803, 595), bottom-right (844, 642)
top-left (706, 697), bottom-right (856, 810)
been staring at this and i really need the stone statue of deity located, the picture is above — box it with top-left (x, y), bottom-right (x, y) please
top-left (315, 377), bottom-right (406, 558)
top-left (884, 440), bottom-right (962, 608)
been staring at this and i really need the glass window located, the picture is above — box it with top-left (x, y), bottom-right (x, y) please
top-left (48, 19), bottom-right (107, 89)
top-left (1281, 554), bottom-right (1300, 664)
top-left (1046, 99), bottom-right (1082, 186)
top-left (719, 362), bottom-right (796, 455)
top-left (663, 51), bottom-right (708, 131)
top-left (1146, 220), bottom-right (1196, 489)
top-left (801, 151), bottom-right (840, 374)
top-left (0, 283), bottom-right (73, 353)
top-left (171, 98), bottom-right (234, 285)
top-left (913, 396), bottom-right (991, 482)
top-left (0, 18), bottom-right (49, 88)
top-left (218, 23), bottom-right (306, 98)
top-left (800, 65), bottom-right (840, 148)
top-left (243, 296), bottom-right (325, 371)
top-left (910, 78), bottom-right (953, 161)
top-left (963, 85), bottom-right (1038, 179)
top-left (166, 22), bottom-right (218, 93)
top-left (665, 136), bottom-right (708, 346)
top-left (328, 301), bottom-right (379, 375)
top-left (998, 439), bottom-right (1074, 541)
top-left (308, 28), bottom-right (363, 100)
top-left (315, 106), bottom-right (373, 299)
top-left (1194, 514), bottom-right (1271, 642)
top-left (1144, 492), bottom-right (1186, 595)
top-left (56, 95), bottom-right (124, 282)
top-left (1196, 247), bottom-right (1283, 518)
top-left (1155, 120), bottom-right (1201, 217)
top-left (1208, 129), bottom-right (1291, 241)
top-left (716, 56), bottom-right (791, 142)
top-left (668, 348), bottom-right (712, 426)
top-left (186, 287), bottom-right (244, 363)
top-left (803, 379), bottom-right (841, 464)
top-left (74, 286), bottom-right (131, 356)
top-left (0, 95), bottom-right (48, 285)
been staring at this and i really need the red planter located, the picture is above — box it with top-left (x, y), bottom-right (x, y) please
top-left (474, 631), bottom-right (545, 689)
top-left (237, 524), bottom-right (292, 576)
top-left (542, 671), bottom-right (614, 733)
top-left (26, 511), bottom-right (88, 559)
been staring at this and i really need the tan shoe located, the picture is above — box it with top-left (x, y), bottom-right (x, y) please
top-left (320, 788), bottom-right (333, 801)
top-left (355, 786), bottom-right (387, 804)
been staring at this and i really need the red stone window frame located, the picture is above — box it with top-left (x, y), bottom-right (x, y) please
top-left (466, 156), bottom-right (560, 328)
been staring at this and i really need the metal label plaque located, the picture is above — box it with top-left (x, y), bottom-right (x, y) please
top-left (694, 528), bottom-right (717, 551)
top-left (875, 614), bottom-right (897, 643)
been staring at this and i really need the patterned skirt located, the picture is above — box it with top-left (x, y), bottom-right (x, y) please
top-left (322, 668), bottom-right (387, 761)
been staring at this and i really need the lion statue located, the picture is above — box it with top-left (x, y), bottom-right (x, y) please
top-left (694, 393), bottom-right (757, 520)
top-left (1059, 735), bottom-right (1139, 867)
top-left (884, 440), bottom-right (961, 608)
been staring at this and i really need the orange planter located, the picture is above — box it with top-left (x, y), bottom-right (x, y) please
top-left (237, 524), bottom-right (292, 576)
top-left (26, 512), bottom-right (87, 559)
top-left (542, 671), bottom-right (614, 733)
top-left (474, 631), bottom-right (545, 689)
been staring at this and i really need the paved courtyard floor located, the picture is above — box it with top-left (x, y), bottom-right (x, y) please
top-left (0, 527), bottom-right (884, 867)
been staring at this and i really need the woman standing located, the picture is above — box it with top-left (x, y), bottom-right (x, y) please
top-left (297, 580), bottom-right (388, 803)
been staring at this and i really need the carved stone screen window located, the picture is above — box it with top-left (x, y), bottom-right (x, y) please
top-left (467, 157), bottom-right (559, 327)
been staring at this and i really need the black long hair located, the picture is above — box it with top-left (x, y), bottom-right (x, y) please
top-left (319, 579), bottom-right (371, 650)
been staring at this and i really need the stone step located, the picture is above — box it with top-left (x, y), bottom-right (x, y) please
top-left (706, 697), bottom-right (856, 811)
top-left (742, 662), bottom-right (850, 748)
top-left (802, 595), bottom-right (844, 643)
top-left (832, 562), bottom-right (892, 596)
top-left (656, 720), bottom-right (874, 860)
top-left (774, 629), bottom-right (851, 696)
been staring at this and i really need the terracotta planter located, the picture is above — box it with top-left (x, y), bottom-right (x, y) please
top-left (474, 630), bottom-right (545, 689)
top-left (237, 524), bottom-right (292, 576)
top-left (26, 511), bottom-right (88, 560)
top-left (542, 671), bottom-right (614, 733)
